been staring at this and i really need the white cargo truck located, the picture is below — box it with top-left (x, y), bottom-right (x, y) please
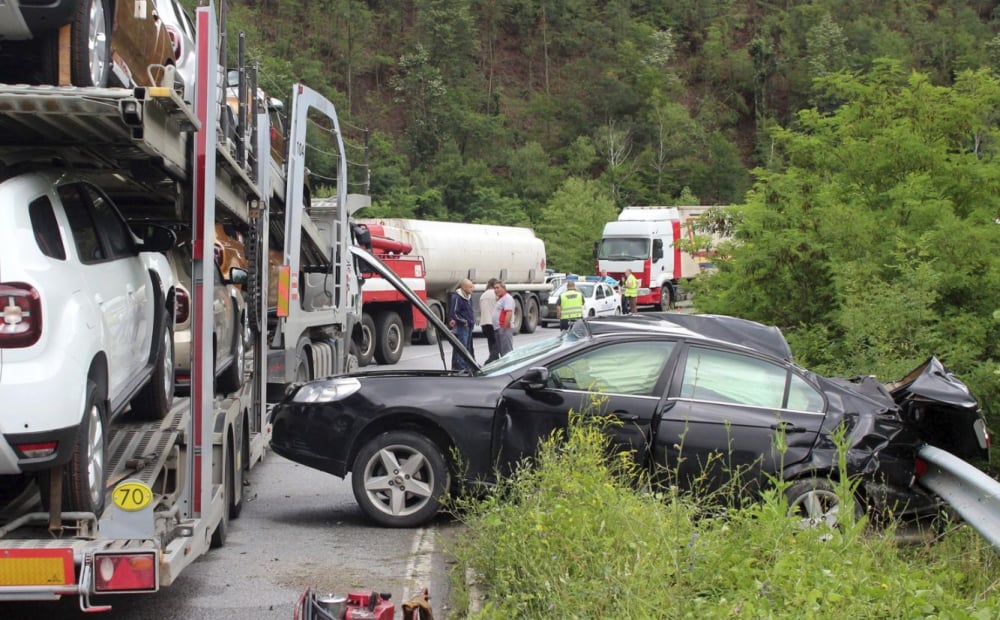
top-left (595, 206), bottom-right (717, 310)
top-left (356, 218), bottom-right (551, 343)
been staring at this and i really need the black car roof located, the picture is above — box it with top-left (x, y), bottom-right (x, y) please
top-left (585, 313), bottom-right (794, 362)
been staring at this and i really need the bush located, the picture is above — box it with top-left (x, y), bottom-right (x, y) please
top-left (448, 413), bottom-right (1000, 619)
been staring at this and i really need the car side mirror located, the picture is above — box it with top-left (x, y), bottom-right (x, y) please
top-left (229, 267), bottom-right (249, 286)
top-left (652, 238), bottom-right (664, 261)
top-left (519, 367), bottom-right (549, 390)
top-left (137, 224), bottom-right (176, 252)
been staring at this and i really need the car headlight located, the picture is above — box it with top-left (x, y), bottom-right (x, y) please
top-left (292, 378), bottom-right (362, 403)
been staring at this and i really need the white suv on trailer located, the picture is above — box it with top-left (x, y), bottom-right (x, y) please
top-left (0, 171), bottom-right (176, 515)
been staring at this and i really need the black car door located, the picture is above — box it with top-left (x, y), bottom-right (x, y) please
top-left (496, 339), bottom-right (678, 476)
top-left (652, 343), bottom-right (827, 495)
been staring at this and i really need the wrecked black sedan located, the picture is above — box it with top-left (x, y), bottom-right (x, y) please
top-left (269, 313), bottom-right (990, 527)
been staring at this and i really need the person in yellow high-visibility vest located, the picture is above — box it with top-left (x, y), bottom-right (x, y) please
top-left (623, 269), bottom-right (639, 314)
top-left (557, 278), bottom-right (585, 331)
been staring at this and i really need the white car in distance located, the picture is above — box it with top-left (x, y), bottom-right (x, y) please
top-left (541, 280), bottom-right (622, 327)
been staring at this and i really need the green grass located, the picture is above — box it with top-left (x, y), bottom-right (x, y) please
top-left (446, 414), bottom-right (1000, 619)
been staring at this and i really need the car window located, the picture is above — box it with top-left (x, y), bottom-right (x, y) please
top-left (28, 197), bottom-right (66, 260)
top-left (548, 340), bottom-right (675, 396)
top-left (60, 185), bottom-right (104, 263)
top-left (81, 185), bottom-right (135, 259)
top-left (786, 372), bottom-right (825, 412)
top-left (680, 346), bottom-right (793, 409)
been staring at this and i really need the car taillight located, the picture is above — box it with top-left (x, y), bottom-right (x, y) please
top-left (175, 288), bottom-right (189, 324)
top-left (13, 441), bottom-right (58, 459)
top-left (0, 282), bottom-right (42, 348)
top-left (93, 552), bottom-right (158, 592)
top-left (166, 25), bottom-right (182, 60)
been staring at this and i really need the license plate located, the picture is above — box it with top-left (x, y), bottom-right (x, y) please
top-left (0, 548), bottom-right (75, 586)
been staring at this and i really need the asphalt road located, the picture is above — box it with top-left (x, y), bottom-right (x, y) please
top-left (1, 326), bottom-right (557, 620)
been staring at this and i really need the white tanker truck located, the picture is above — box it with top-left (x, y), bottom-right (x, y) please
top-left (356, 218), bottom-right (551, 344)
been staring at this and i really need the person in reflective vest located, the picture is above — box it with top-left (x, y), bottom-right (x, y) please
top-left (557, 279), bottom-right (584, 331)
top-left (624, 269), bottom-right (639, 314)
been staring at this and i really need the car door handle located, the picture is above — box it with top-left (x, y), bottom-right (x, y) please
top-left (612, 411), bottom-right (639, 422)
top-left (770, 423), bottom-right (807, 434)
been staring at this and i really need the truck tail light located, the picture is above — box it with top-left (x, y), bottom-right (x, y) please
top-left (913, 457), bottom-right (929, 479)
top-left (175, 287), bottom-right (190, 324)
top-left (0, 282), bottom-right (42, 348)
top-left (93, 552), bottom-right (158, 592)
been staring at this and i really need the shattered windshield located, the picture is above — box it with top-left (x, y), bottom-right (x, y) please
top-left (479, 326), bottom-right (590, 376)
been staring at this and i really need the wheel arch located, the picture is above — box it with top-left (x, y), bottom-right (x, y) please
top-left (347, 414), bottom-right (458, 480)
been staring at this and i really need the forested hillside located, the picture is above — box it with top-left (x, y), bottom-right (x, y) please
top-left (205, 1), bottom-right (1000, 438)
top-left (212, 1), bottom-right (996, 219)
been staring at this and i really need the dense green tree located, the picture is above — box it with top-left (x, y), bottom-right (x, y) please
top-left (691, 63), bottom-right (1000, 422)
top-left (536, 178), bottom-right (618, 274)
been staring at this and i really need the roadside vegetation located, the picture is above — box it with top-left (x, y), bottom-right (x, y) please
top-left (447, 414), bottom-right (1000, 619)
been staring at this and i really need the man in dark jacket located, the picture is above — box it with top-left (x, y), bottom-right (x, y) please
top-left (448, 278), bottom-right (476, 370)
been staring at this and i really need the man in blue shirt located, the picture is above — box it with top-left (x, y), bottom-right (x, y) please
top-left (448, 278), bottom-right (476, 370)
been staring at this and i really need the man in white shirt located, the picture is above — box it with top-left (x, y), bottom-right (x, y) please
top-left (491, 281), bottom-right (516, 357)
top-left (479, 277), bottom-right (499, 363)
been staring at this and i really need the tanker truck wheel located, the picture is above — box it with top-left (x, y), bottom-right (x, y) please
top-left (374, 311), bottom-right (405, 365)
top-left (520, 296), bottom-right (539, 334)
top-left (511, 297), bottom-right (524, 333)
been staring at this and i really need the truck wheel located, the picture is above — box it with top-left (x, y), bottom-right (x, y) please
top-left (351, 431), bottom-right (449, 528)
top-left (217, 314), bottom-right (245, 395)
top-left (211, 442), bottom-right (234, 548)
top-left (229, 430), bottom-right (245, 519)
top-left (130, 317), bottom-right (174, 420)
top-left (520, 296), bottom-right (539, 334)
top-left (511, 297), bottom-right (524, 333)
top-left (70, 0), bottom-right (112, 87)
top-left (374, 311), bottom-right (404, 365)
top-left (659, 285), bottom-right (674, 311)
top-left (418, 300), bottom-right (444, 345)
top-left (357, 314), bottom-right (376, 366)
top-left (40, 381), bottom-right (107, 515)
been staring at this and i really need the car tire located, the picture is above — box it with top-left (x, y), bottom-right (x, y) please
top-left (69, 0), bottom-right (112, 87)
top-left (218, 315), bottom-right (245, 395)
top-left (351, 431), bottom-right (449, 528)
top-left (131, 316), bottom-right (175, 420)
top-left (520, 296), bottom-right (539, 334)
top-left (357, 314), bottom-right (376, 367)
top-left (40, 380), bottom-right (107, 515)
top-left (588, 308), bottom-right (596, 317)
top-left (785, 478), bottom-right (861, 529)
top-left (373, 311), bottom-right (404, 365)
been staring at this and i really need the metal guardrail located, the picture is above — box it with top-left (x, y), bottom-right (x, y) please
top-left (917, 444), bottom-right (1000, 550)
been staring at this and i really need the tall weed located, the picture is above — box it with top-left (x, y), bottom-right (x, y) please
top-left (448, 413), bottom-right (1000, 619)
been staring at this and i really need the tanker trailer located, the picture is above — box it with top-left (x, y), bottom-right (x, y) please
top-left (356, 218), bottom-right (551, 344)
